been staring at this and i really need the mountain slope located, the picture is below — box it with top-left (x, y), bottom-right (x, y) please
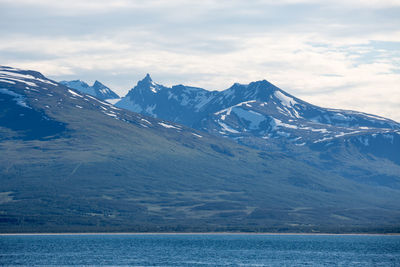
top-left (116, 76), bottom-right (400, 165)
top-left (60, 79), bottom-right (119, 101)
top-left (200, 81), bottom-right (398, 138)
top-left (1, 66), bottom-right (400, 233)
top-left (200, 81), bottom-right (400, 167)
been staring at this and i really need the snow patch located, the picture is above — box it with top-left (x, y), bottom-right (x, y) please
top-left (86, 95), bottom-right (120, 110)
top-left (0, 70), bottom-right (57, 86)
top-left (232, 107), bottom-right (265, 129)
top-left (1, 77), bottom-right (38, 87)
top-left (0, 79), bottom-right (16, 84)
top-left (274, 91), bottom-right (298, 107)
top-left (295, 143), bottom-right (306, 146)
top-left (0, 70), bottom-right (36, 80)
top-left (141, 118), bottom-right (152, 125)
top-left (314, 137), bottom-right (333, 143)
top-left (311, 128), bottom-right (328, 133)
top-left (36, 78), bottom-right (58, 86)
top-left (334, 130), bottom-right (362, 138)
top-left (214, 100), bottom-right (257, 118)
top-left (271, 118), bottom-right (298, 129)
top-left (104, 112), bottom-right (117, 118)
top-left (218, 121), bottom-right (239, 133)
top-left (192, 133), bottom-right (203, 138)
top-left (0, 88), bottom-right (31, 108)
top-left (68, 89), bottom-right (83, 98)
top-left (331, 113), bottom-right (352, 121)
top-left (159, 122), bottom-right (181, 130)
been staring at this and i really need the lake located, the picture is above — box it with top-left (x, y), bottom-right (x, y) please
top-left (0, 234), bottom-right (399, 266)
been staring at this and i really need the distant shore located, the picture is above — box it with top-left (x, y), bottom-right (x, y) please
top-left (1, 232), bottom-right (399, 236)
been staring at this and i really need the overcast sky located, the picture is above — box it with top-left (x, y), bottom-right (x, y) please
top-left (1, 0), bottom-right (399, 120)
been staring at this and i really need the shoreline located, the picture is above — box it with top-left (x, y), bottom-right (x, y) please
top-left (1, 232), bottom-right (399, 236)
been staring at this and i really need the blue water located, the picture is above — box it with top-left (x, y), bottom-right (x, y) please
top-left (0, 234), bottom-right (399, 266)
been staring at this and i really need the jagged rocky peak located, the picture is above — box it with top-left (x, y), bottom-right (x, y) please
top-left (144, 73), bottom-right (152, 81)
top-left (93, 80), bottom-right (105, 87)
top-left (132, 73), bottom-right (164, 94)
top-left (137, 73), bottom-right (154, 85)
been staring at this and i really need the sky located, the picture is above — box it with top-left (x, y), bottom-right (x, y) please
top-left (1, 0), bottom-right (399, 121)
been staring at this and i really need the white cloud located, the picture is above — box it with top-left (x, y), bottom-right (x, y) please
top-left (0, 0), bottom-right (138, 14)
top-left (1, 0), bottom-right (399, 121)
top-left (0, 36), bottom-right (131, 55)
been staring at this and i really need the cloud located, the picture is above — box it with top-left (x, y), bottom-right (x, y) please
top-left (0, 0), bottom-right (399, 121)
top-left (0, 0), bottom-right (140, 14)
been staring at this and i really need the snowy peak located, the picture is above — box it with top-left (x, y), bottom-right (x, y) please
top-left (202, 77), bottom-right (399, 145)
top-left (137, 74), bottom-right (153, 86)
top-left (230, 80), bottom-right (279, 97)
top-left (92, 80), bottom-right (119, 99)
top-left (132, 74), bottom-right (163, 94)
top-left (60, 79), bottom-right (119, 100)
top-left (116, 78), bottom-right (217, 125)
top-left (202, 79), bottom-right (282, 116)
top-left (60, 80), bottom-right (92, 95)
top-left (116, 75), bottom-right (166, 117)
top-left (0, 66), bottom-right (59, 88)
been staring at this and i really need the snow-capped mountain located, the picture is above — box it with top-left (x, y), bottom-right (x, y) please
top-left (60, 79), bottom-right (119, 101)
top-left (199, 81), bottom-right (399, 143)
top-left (115, 76), bottom-right (400, 164)
top-left (1, 65), bottom-right (400, 233)
top-left (0, 66), bottom-right (205, 141)
top-left (116, 74), bottom-right (217, 125)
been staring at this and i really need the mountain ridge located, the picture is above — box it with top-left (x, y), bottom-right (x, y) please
top-left (1, 65), bottom-right (399, 233)
top-left (60, 79), bottom-right (119, 101)
top-left (114, 74), bottom-right (399, 166)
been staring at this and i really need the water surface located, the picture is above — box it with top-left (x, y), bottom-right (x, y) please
top-left (0, 234), bottom-right (399, 266)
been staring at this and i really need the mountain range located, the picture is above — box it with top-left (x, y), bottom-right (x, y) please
top-left (1, 66), bottom-right (400, 233)
top-left (71, 74), bottom-right (398, 164)
top-left (60, 79), bottom-right (119, 101)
